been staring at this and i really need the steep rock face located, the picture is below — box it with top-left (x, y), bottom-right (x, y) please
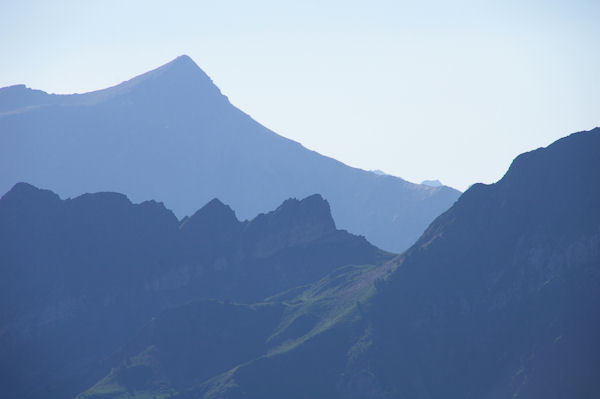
top-left (7, 128), bottom-right (597, 399)
top-left (0, 55), bottom-right (460, 252)
top-left (362, 128), bottom-right (600, 399)
top-left (0, 184), bottom-right (391, 399)
top-left (244, 194), bottom-right (336, 257)
top-left (176, 128), bottom-right (600, 399)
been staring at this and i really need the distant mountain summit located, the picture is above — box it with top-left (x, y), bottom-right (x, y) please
top-left (0, 55), bottom-right (223, 112)
top-left (0, 55), bottom-right (460, 252)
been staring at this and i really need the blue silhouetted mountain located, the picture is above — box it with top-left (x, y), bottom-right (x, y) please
top-left (2, 128), bottom-right (599, 399)
top-left (0, 184), bottom-right (391, 399)
top-left (86, 127), bottom-right (596, 399)
top-left (0, 55), bottom-right (459, 252)
top-left (356, 127), bottom-right (600, 398)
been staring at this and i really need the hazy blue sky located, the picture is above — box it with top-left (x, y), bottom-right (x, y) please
top-left (1, 0), bottom-right (598, 190)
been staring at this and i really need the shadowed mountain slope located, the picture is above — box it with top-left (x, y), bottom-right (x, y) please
top-left (172, 128), bottom-right (598, 398)
top-left (2, 128), bottom-right (598, 399)
top-left (0, 55), bottom-right (460, 252)
top-left (0, 184), bottom-right (391, 399)
top-left (77, 261), bottom-right (395, 399)
top-left (362, 127), bottom-right (600, 399)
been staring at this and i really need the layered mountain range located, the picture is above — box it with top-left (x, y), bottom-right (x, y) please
top-left (2, 128), bottom-right (598, 399)
top-left (123, 127), bottom-right (596, 399)
top-left (0, 185), bottom-right (392, 398)
top-left (0, 55), bottom-right (460, 252)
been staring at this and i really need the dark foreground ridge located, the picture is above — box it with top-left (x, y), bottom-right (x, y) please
top-left (0, 54), bottom-right (460, 252)
top-left (362, 127), bottom-right (600, 398)
top-left (80, 127), bottom-right (600, 399)
top-left (190, 128), bottom-right (600, 399)
top-left (0, 186), bottom-right (392, 399)
top-left (1, 127), bottom-right (598, 399)
top-left (129, 127), bottom-right (596, 399)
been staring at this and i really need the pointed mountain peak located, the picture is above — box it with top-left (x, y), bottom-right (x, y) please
top-left (1, 182), bottom-right (60, 202)
top-left (200, 198), bottom-right (236, 215)
top-left (115, 54), bottom-right (215, 90)
top-left (70, 54), bottom-right (226, 106)
top-left (248, 194), bottom-right (336, 239)
top-left (153, 54), bottom-right (203, 76)
top-left (0, 182), bottom-right (61, 214)
top-left (181, 198), bottom-right (239, 231)
top-left (276, 194), bottom-right (334, 227)
top-left (165, 54), bottom-right (197, 68)
top-left (241, 194), bottom-right (337, 257)
top-left (7, 181), bottom-right (40, 193)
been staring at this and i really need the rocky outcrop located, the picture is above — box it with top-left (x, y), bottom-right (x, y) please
top-left (0, 184), bottom-right (391, 399)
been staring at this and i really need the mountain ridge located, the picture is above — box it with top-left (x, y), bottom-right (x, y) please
top-left (0, 55), bottom-right (460, 252)
top-left (0, 182), bottom-right (392, 399)
top-left (164, 129), bottom-right (599, 399)
top-left (356, 127), bottom-right (600, 398)
top-left (1, 128), bottom-right (598, 399)
top-left (0, 54), bottom-right (221, 113)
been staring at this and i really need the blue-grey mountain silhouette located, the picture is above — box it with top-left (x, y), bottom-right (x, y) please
top-left (0, 184), bottom-right (392, 399)
top-left (74, 127), bottom-right (600, 399)
top-left (1, 128), bottom-right (598, 399)
top-left (0, 55), bottom-right (459, 252)
top-left (176, 128), bottom-right (600, 399)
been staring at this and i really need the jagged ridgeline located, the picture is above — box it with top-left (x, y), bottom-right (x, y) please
top-left (0, 55), bottom-right (460, 253)
top-left (1, 128), bottom-right (599, 399)
top-left (0, 187), bottom-right (393, 399)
